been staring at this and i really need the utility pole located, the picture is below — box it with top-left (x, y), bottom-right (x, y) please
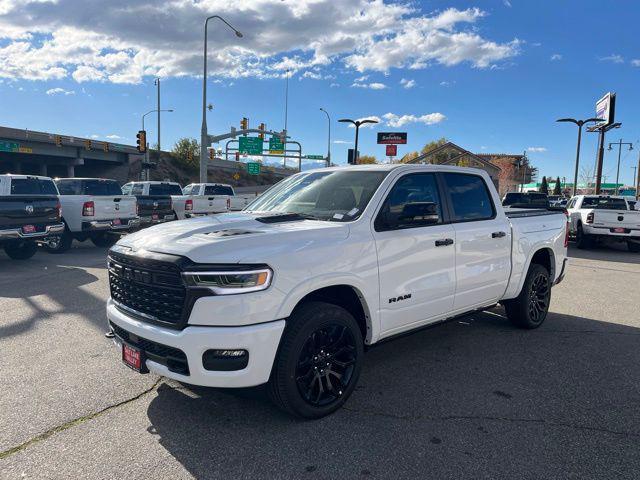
top-left (636, 149), bottom-right (640, 200)
top-left (320, 107), bottom-right (331, 167)
top-left (608, 138), bottom-right (633, 190)
top-left (155, 78), bottom-right (161, 157)
top-left (284, 69), bottom-right (290, 137)
top-left (200, 15), bottom-right (243, 183)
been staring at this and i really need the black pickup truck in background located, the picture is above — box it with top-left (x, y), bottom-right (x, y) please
top-left (121, 181), bottom-right (179, 226)
top-left (0, 174), bottom-right (64, 260)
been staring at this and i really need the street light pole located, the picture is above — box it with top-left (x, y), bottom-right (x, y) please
top-left (607, 138), bottom-right (633, 189)
top-left (338, 118), bottom-right (379, 164)
top-left (284, 69), bottom-right (290, 136)
top-left (200, 15), bottom-right (243, 183)
top-left (155, 78), bottom-right (161, 153)
top-left (556, 117), bottom-right (602, 196)
top-left (320, 108), bottom-right (331, 167)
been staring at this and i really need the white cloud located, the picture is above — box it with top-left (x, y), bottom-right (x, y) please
top-left (439, 80), bottom-right (455, 87)
top-left (345, 116), bottom-right (382, 128)
top-left (400, 78), bottom-right (416, 89)
top-left (631, 59), bottom-right (640, 67)
top-left (0, 2), bottom-right (519, 84)
top-left (351, 81), bottom-right (387, 89)
top-left (301, 71), bottom-right (322, 80)
top-left (599, 54), bottom-right (624, 64)
top-left (46, 87), bottom-right (75, 95)
top-left (382, 112), bottom-right (446, 127)
top-left (333, 140), bottom-right (352, 144)
top-left (106, 134), bottom-right (122, 139)
top-left (527, 147), bottom-right (547, 152)
top-left (354, 75), bottom-right (369, 82)
top-left (329, 82), bottom-right (340, 87)
top-left (503, 0), bottom-right (512, 6)
top-left (550, 53), bottom-right (562, 61)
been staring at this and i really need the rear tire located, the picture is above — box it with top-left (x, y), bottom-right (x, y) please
top-left (91, 232), bottom-right (118, 248)
top-left (503, 263), bottom-right (551, 329)
top-left (44, 229), bottom-right (73, 254)
top-left (268, 301), bottom-right (364, 419)
top-left (575, 223), bottom-right (591, 249)
top-left (4, 241), bottom-right (38, 260)
top-left (628, 241), bottom-right (640, 253)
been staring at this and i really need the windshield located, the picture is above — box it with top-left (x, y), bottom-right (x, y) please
top-left (581, 197), bottom-right (628, 210)
top-left (149, 183), bottom-right (183, 195)
top-left (11, 178), bottom-right (58, 195)
top-left (245, 170), bottom-right (389, 221)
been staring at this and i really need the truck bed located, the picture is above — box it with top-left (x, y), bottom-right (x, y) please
top-left (504, 208), bottom-right (564, 218)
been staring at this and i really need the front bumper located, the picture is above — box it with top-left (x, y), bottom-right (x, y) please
top-left (106, 299), bottom-right (285, 388)
top-left (0, 222), bottom-right (65, 240)
top-left (139, 213), bottom-right (176, 224)
top-left (82, 218), bottom-right (140, 232)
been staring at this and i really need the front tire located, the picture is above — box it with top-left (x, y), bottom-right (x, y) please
top-left (503, 263), bottom-right (551, 329)
top-left (268, 301), bottom-right (364, 419)
top-left (4, 241), bottom-right (38, 260)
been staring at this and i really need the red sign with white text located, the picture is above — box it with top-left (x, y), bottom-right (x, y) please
top-left (386, 144), bottom-right (397, 157)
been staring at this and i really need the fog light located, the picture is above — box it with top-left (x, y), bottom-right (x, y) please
top-left (202, 349), bottom-right (249, 371)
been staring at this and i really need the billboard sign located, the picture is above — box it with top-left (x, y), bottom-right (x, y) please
top-left (377, 132), bottom-right (407, 145)
top-left (595, 92), bottom-right (616, 129)
top-left (386, 144), bottom-right (397, 157)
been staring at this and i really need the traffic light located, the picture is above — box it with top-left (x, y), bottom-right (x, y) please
top-left (84, 139), bottom-right (92, 151)
top-left (240, 117), bottom-right (248, 135)
top-left (258, 123), bottom-right (265, 139)
top-left (103, 142), bottom-right (109, 152)
top-left (136, 130), bottom-right (147, 153)
top-left (54, 135), bottom-right (62, 147)
top-left (208, 148), bottom-right (215, 160)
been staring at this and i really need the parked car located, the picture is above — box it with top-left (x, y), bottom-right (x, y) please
top-left (0, 174), bottom-right (64, 260)
top-left (43, 178), bottom-right (139, 253)
top-left (121, 181), bottom-right (178, 225)
top-left (106, 164), bottom-right (568, 418)
top-left (567, 195), bottom-right (640, 251)
top-left (174, 183), bottom-right (232, 220)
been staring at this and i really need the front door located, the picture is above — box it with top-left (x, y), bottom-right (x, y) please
top-left (373, 172), bottom-right (456, 336)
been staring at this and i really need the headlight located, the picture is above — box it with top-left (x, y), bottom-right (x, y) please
top-left (182, 268), bottom-right (272, 295)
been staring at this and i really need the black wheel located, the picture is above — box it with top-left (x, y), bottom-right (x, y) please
top-left (575, 223), bottom-right (591, 249)
top-left (628, 241), bottom-right (640, 253)
top-left (91, 232), bottom-right (118, 248)
top-left (504, 263), bottom-right (551, 329)
top-left (4, 241), bottom-right (38, 260)
top-left (268, 301), bottom-right (364, 419)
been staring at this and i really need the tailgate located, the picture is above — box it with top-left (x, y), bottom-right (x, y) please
top-left (0, 196), bottom-right (59, 229)
top-left (195, 196), bottom-right (227, 212)
top-left (93, 196), bottom-right (137, 219)
top-left (136, 196), bottom-right (173, 215)
top-left (593, 210), bottom-right (640, 229)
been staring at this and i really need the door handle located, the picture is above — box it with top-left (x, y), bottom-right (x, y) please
top-left (435, 238), bottom-right (454, 247)
top-left (492, 231), bottom-right (507, 238)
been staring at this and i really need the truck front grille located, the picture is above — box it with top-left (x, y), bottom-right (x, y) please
top-left (108, 251), bottom-right (186, 326)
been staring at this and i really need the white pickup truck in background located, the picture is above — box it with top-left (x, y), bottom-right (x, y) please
top-left (106, 164), bottom-right (568, 419)
top-left (173, 183), bottom-right (255, 219)
top-left (121, 181), bottom-right (179, 225)
top-left (46, 178), bottom-right (139, 253)
top-left (567, 195), bottom-right (640, 251)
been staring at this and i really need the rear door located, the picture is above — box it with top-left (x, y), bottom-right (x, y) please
top-left (441, 172), bottom-right (511, 311)
top-left (373, 172), bottom-right (456, 335)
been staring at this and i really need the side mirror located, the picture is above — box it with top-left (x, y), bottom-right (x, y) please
top-left (398, 202), bottom-right (440, 226)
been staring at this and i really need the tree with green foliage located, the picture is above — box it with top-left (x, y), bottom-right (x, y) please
top-left (171, 137), bottom-right (200, 171)
top-left (553, 176), bottom-right (562, 195)
top-left (357, 155), bottom-right (378, 164)
top-left (539, 176), bottom-right (549, 194)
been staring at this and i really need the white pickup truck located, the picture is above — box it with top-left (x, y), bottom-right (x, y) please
top-left (567, 195), bottom-right (640, 251)
top-left (106, 165), bottom-right (568, 418)
top-left (121, 181), bottom-right (179, 225)
top-left (174, 183), bottom-right (247, 220)
top-left (44, 178), bottom-right (139, 253)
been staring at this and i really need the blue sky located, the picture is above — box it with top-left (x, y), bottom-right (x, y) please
top-left (1, 0), bottom-right (639, 185)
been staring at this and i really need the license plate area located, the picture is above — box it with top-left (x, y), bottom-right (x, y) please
top-left (152, 213), bottom-right (159, 221)
top-left (112, 218), bottom-right (122, 226)
top-left (612, 227), bottom-right (628, 233)
top-left (22, 224), bottom-right (36, 234)
top-left (122, 342), bottom-right (148, 373)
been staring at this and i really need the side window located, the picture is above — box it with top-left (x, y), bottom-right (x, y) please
top-left (121, 184), bottom-right (132, 195)
top-left (375, 173), bottom-right (442, 231)
top-left (131, 183), bottom-right (144, 195)
top-left (442, 173), bottom-right (495, 222)
top-left (567, 198), bottom-right (576, 209)
top-left (183, 185), bottom-right (193, 195)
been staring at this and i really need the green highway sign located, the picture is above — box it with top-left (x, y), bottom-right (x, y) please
top-left (239, 136), bottom-right (264, 155)
top-left (0, 141), bottom-right (19, 152)
top-left (305, 154), bottom-right (324, 160)
top-left (269, 137), bottom-right (284, 154)
top-left (247, 162), bottom-right (261, 175)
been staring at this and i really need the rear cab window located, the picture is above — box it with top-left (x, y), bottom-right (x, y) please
top-left (11, 177), bottom-right (58, 195)
top-left (149, 183), bottom-right (183, 195)
top-left (204, 185), bottom-right (234, 196)
top-left (442, 173), bottom-right (495, 222)
top-left (581, 197), bottom-right (628, 210)
top-left (80, 180), bottom-right (122, 196)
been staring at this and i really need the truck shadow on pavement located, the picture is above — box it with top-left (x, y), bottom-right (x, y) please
top-left (145, 308), bottom-right (640, 479)
top-left (568, 242), bottom-right (640, 264)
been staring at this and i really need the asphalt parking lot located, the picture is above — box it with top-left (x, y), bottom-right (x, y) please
top-left (1, 241), bottom-right (639, 479)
